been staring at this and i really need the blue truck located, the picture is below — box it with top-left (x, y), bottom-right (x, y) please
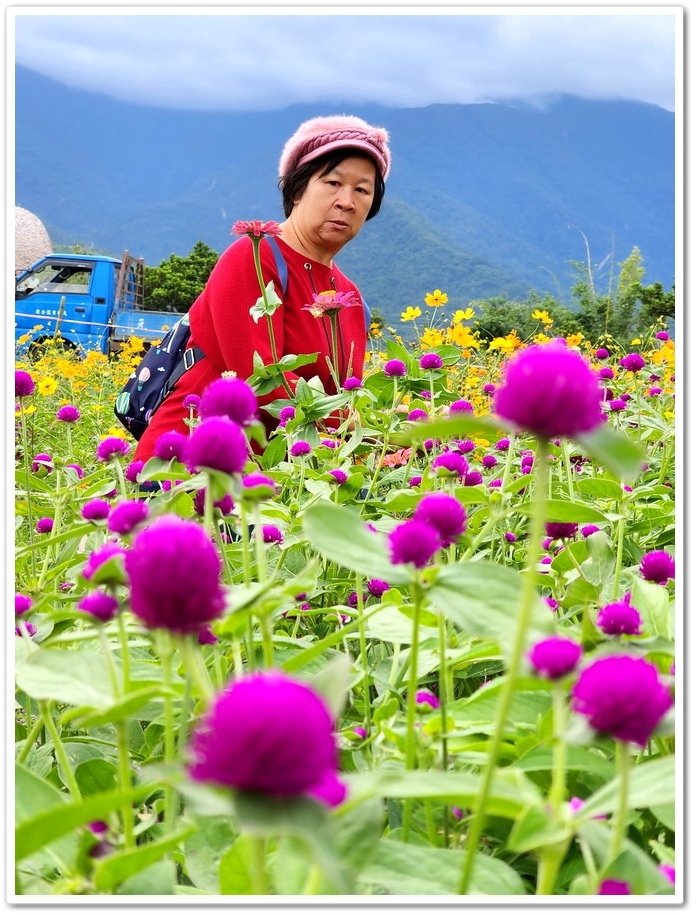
top-left (14, 250), bottom-right (185, 354)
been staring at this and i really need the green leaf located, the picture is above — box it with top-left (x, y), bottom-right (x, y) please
top-left (519, 498), bottom-right (608, 523)
top-left (15, 648), bottom-right (115, 707)
top-left (578, 755), bottom-right (675, 820)
top-left (60, 685), bottom-right (176, 728)
top-left (184, 816), bottom-right (236, 892)
top-left (93, 825), bottom-right (196, 892)
top-left (576, 423), bottom-right (646, 482)
top-left (575, 477), bottom-right (626, 501)
top-left (15, 763), bottom-right (76, 871)
top-left (218, 835), bottom-right (254, 894)
top-left (116, 860), bottom-right (178, 895)
top-left (396, 412), bottom-right (506, 445)
top-left (508, 802), bottom-right (572, 853)
top-left (308, 652), bottom-right (353, 721)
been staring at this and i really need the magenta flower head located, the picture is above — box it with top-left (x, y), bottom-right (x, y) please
top-left (184, 416), bottom-right (249, 476)
top-left (598, 879), bottom-right (631, 895)
top-left (598, 366), bottom-right (615, 380)
top-left (413, 492), bottom-right (467, 547)
top-left (493, 340), bottom-right (604, 440)
top-left (15, 594), bottom-right (33, 617)
top-left (36, 517), bottom-right (54, 534)
top-left (198, 623), bottom-right (219, 646)
top-left (278, 406), bottom-right (296, 426)
top-left (596, 597), bottom-right (643, 636)
top-left (96, 437), bottom-right (131, 462)
top-left (595, 347), bottom-right (611, 360)
top-left (420, 353), bottom-right (443, 370)
top-left (581, 524), bottom-right (600, 538)
top-left (407, 408), bottom-right (428, 421)
top-left (16, 621), bottom-right (37, 638)
top-left (571, 654), bottom-right (673, 746)
top-left (125, 515), bottom-right (226, 635)
top-left (619, 353), bottom-right (646, 372)
top-left (495, 437), bottom-right (511, 450)
top-left (367, 578), bottom-right (390, 598)
top-left (153, 431), bottom-right (188, 462)
top-left (82, 542), bottom-right (128, 584)
top-left (658, 863), bottom-right (675, 884)
top-left (16, 370), bottom-right (35, 398)
top-left (384, 359), bottom-right (407, 377)
top-left (343, 376), bottom-right (362, 391)
top-left (183, 393), bottom-right (201, 411)
top-left (56, 404), bottom-right (80, 422)
top-left (481, 454), bottom-right (498, 469)
top-left (545, 522), bottom-right (579, 541)
top-left (187, 670), bottom-right (344, 803)
top-left (124, 460), bottom-right (145, 483)
top-left (609, 398), bottom-right (626, 412)
top-left (328, 468), bottom-right (348, 485)
top-left (528, 636), bottom-right (582, 680)
top-left (107, 500), bottom-right (150, 536)
top-left (65, 463), bottom-right (85, 479)
top-left (31, 453), bottom-right (53, 474)
top-left (231, 219), bottom-right (282, 239)
top-left (193, 488), bottom-right (235, 517)
top-left (450, 399), bottom-right (474, 414)
top-left (262, 525), bottom-right (284, 545)
top-left (78, 591), bottom-right (120, 624)
top-left (388, 519), bottom-right (442, 568)
top-left (639, 550), bottom-right (675, 585)
top-left (289, 440), bottom-right (312, 458)
top-left (81, 499), bottom-right (111, 522)
top-left (431, 451), bottom-right (468, 479)
top-left (655, 330), bottom-right (670, 342)
top-left (200, 377), bottom-right (258, 426)
top-left (464, 470), bottom-right (483, 487)
top-left (415, 689), bottom-right (441, 710)
top-left (241, 472), bottom-right (279, 501)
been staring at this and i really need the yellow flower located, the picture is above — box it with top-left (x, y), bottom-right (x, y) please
top-left (37, 378), bottom-right (58, 396)
top-left (565, 332), bottom-right (584, 348)
top-left (631, 338), bottom-right (642, 346)
top-left (473, 437), bottom-right (490, 448)
top-left (421, 328), bottom-right (445, 348)
top-left (531, 309), bottom-right (553, 326)
top-left (107, 426), bottom-right (129, 439)
top-left (16, 404), bottom-right (36, 415)
top-left (533, 333), bottom-right (552, 344)
top-left (449, 324), bottom-right (480, 349)
top-left (17, 333), bottom-right (33, 345)
top-left (424, 289), bottom-right (448, 308)
top-left (401, 306), bottom-right (422, 322)
top-left (452, 307), bottom-right (475, 323)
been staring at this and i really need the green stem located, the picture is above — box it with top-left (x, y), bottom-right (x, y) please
top-left (177, 635), bottom-right (215, 704)
top-left (36, 473), bottom-right (63, 591)
top-left (608, 740), bottom-right (631, 865)
top-left (112, 457), bottom-right (128, 499)
top-left (561, 440), bottom-right (576, 502)
top-left (39, 700), bottom-right (82, 801)
top-left (250, 235), bottom-right (294, 398)
top-left (536, 838), bottom-right (571, 896)
top-left (117, 614), bottom-right (131, 691)
top-left (254, 508), bottom-right (274, 669)
top-left (301, 864), bottom-right (323, 895)
top-left (403, 579), bottom-right (424, 840)
top-left (158, 632), bottom-right (177, 834)
top-left (611, 505), bottom-right (627, 601)
top-left (355, 573), bottom-right (371, 735)
top-left (438, 605), bottom-right (450, 847)
top-left (248, 835), bottom-right (269, 895)
top-left (16, 715), bottom-right (44, 765)
top-left (18, 400), bottom-right (36, 577)
top-left (458, 437), bottom-right (550, 894)
top-left (548, 684), bottom-right (568, 814)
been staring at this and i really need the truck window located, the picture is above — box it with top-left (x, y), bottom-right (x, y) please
top-left (17, 263), bottom-right (94, 295)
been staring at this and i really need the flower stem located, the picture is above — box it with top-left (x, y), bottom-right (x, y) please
top-left (38, 700), bottom-right (82, 801)
top-left (458, 437), bottom-right (550, 894)
top-left (402, 579), bottom-right (424, 839)
top-left (608, 740), bottom-right (631, 865)
top-left (158, 631), bottom-right (177, 834)
top-left (248, 835), bottom-right (269, 895)
top-left (18, 402), bottom-right (37, 576)
top-left (355, 573), bottom-right (372, 736)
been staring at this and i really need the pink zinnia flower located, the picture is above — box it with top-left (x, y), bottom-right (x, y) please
top-left (388, 519), bottom-right (441, 568)
top-left (528, 636), bottom-right (582, 680)
top-left (15, 370), bottom-right (35, 398)
top-left (639, 550), bottom-right (675, 585)
top-left (56, 404), bottom-right (80, 422)
top-left (200, 377), bottom-right (258, 426)
top-left (303, 289), bottom-right (357, 318)
top-left (413, 492), bottom-right (467, 547)
top-left (107, 500), bottom-right (149, 536)
top-left (125, 515), bottom-right (227, 634)
top-left (96, 437), bottom-right (131, 462)
top-left (184, 417), bottom-right (249, 476)
top-left (231, 219), bottom-right (282, 238)
top-left (187, 670), bottom-right (343, 804)
top-left (571, 655), bottom-right (673, 746)
top-left (493, 339), bottom-right (604, 439)
top-left (153, 431), bottom-right (188, 461)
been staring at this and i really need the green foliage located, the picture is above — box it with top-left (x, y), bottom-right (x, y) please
top-left (143, 241), bottom-right (218, 313)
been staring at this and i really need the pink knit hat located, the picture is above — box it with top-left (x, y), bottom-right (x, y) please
top-left (279, 114), bottom-right (391, 181)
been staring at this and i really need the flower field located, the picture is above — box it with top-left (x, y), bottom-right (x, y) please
top-left (14, 298), bottom-right (678, 899)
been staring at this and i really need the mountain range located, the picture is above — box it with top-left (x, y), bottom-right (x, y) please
top-left (14, 65), bottom-right (676, 325)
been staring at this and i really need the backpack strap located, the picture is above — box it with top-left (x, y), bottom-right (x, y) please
top-left (265, 235), bottom-right (289, 297)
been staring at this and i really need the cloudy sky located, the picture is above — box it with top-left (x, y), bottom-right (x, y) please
top-left (11, 4), bottom-right (680, 114)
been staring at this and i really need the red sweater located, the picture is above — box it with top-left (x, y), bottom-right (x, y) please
top-left (134, 234), bottom-right (367, 462)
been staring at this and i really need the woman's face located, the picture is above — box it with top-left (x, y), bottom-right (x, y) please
top-left (291, 155), bottom-right (377, 255)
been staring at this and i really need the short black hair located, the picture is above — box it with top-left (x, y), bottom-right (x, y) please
top-left (278, 148), bottom-right (385, 220)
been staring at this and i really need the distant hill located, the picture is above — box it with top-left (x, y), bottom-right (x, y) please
top-left (14, 66), bottom-right (675, 324)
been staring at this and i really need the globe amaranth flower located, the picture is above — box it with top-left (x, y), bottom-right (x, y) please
top-left (598, 879), bottom-right (631, 895)
top-left (658, 864), bottom-right (675, 884)
top-left (200, 376), bottom-right (258, 426)
top-left (36, 517), bottom-right (54, 534)
top-left (77, 591), bottom-right (119, 623)
top-left (65, 463), bottom-right (84, 479)
top-left (198, 623), bottom-right (219, 646)
top-left (183, 393), bottom-right (201, 411)
top-left (96, 437), bottom-right (131, 462)
top-left (413, 492), bottom-right (467, 547)
top-left (581, 524), bottom-right (601, 538)
top-left (352, 726), bottom-right (368, 740)
top-left (450, 399), bottom-right (473, 414)
top-left (431, 451), bottom-right (468, 478)
top-left (598, 366), bottom-right (615, 381)
top-left (545, 596), bottom-right (559, 612)
top-left (493, 339), bottom-right (604, 440)
top-left (594, 347), bottom-right (611, 360)
top-left (655, 330), bottom-right (670, 342)
top-left (407, 408), bottom-right (428, 421)
top-left (125, 515), bottom-right (227, 634)
top-left (15, 594), bottom-right (33, 617)
top-left (262, 525), bottom-right (284, 545)
top-left (328, 468), bottom-right (348, 485)
top-left (153, 431), bottom-right (188, 462)
top-left (495, 438), bottom-right (511, 450)
top-left (608, 398), bottom-right (627, 412)
top-left (481, 454), bottom-right (498, 469)
top-left (408, 475), bottom-right (423, 488)
top-left (289, 440), bottom-right (312, 458)
top-left (388, 519), bottom-right (441, 568)
top-left (619, 353), bottom-right (646, 372)
top-left (528, 636), bottom-right (582, 680)
top-left (278, 406), bottom-right (296, 426)
top-left (81, 499), bottom-right (111, 522)
top-left (596, 597), bottom-right (643, 636)
top-left (384, 359), bottom-right (407, 377)
top-left (107, 500), bottom-right (150, 536)
top-left (639, 550), bottom-right (675, 585)
top-left (419, 353), bottom-right (443, 370)
top-left (56, 404), bottom-right (80, 422)
top-left (504, 531), bottom-right (517, 543)
top-left (82, 542), bottom-right (128, 583)
top-left (15, 370), bottom-right (35, 398)
top-left (124, 460), bottom-right (145, 483)
top-left (343, 376), bottom-right (362, 391)
top-left (184, 416), bottom-right (249, 476)
top-left (545, 522), bottom-right (579, 541)
top-left (571, 654), bottom-right (673, 746)
top-left (187, 670), bottom-right (345, 805)
top-left (16, 621), bottom-right (37, 638)
top-left (367, 578), bottom-right (390, 598)
top-left (464, 470), bottom-right (483, 487)
top-left (415, 689), bottom-right (441, 710)
top-left (31, 453), bottom-right (53, 474)
top-left (648, 386), bottom-right (663, 397)
top-left (193, 488), bottom-right (235, 517)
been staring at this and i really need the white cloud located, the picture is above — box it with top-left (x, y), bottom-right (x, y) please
top-left (12, 8), bottom-right (678, 113)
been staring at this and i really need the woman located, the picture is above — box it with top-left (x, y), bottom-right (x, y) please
top-left (134, 114), bottom-right (391, 463)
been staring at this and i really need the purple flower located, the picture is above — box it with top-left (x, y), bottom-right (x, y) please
top-left (571, 655), bottom-right (673, 746)
top-left (658, 863), bottom-right (675, 884)
top-left (504, 532), bottom-right (517, 543)
top-left (481, 454), bottom-right (498, 469)
top-left (598, 366), bottom-right (615, 380)
top-left (407, 408), bottom-right (428, 421)
top-left (415, 689), bottom-right (440, 710)
top-left (107, 500), bottom-right (150, 536)
top-left (242, 472), bottom-right (278, 497)
top-left (413, 492), bottom-right (467, 547)
top-left (431, 451), bottom-right (468, 478)
top-left (278, 406), bottom-right (296, 425)
top-left (184, 417), bottom-right (249, 476)
top-left (545, 596), bottom-right (559, 612)
top-left (639, 550), bottom-right (675, 585)
top-left (388, 519), bottom-right (441, 568)
top-left (609, 398), bottom-right (627, 412)
top-left (655, 331), bottom-right (670, 342)
top-left (464, 470), bottom-right (483, 487)
top-left (488, 478), bottom-right (503, 488)
top-left (482, 383), bottom-right (496, 395)
top-left (200, 376), bottom-right (258, 425)
top-left (198, 623), bottom-right (219, 645)
top-left (620, 392), bottom-right (631, 402)
top-left (545, 522), bottom-right (578, 540)
top-left (183, 394), bottom-right (201, 411)
top-left (320, 438), bottom-right (339, 450)
top-left (528, 636), bottom-right (582, 680)
top-left (619, 353), bottom-right (646, 372)
top-left (598, 879), bottom-right (631, 895)
top-left (450, 399), bottom-right (473, 414)
top-left (96, 437), bottom-right (131, 462)
top-left (56, 404), bottom-right (80, 422)
top-left (493, 340), bottom-right (604, 440)
top-left (648, 386), bottom-right (663, 397)
top-left (581, 524), bottom-right (600, 538)
top-left (15, 621), bottom-right (37, 638)
top-left (124, 460), bottom-right (145, 483)
top-left (408, 475), bottom-right (423, 488)
top-left (31, 453), bottom-right (53, 474)
top-left (262, 525), bottom-right (283, 545)
top-left (352, 726), bottom-right (368, 739)
top-left (367, 578), bottom-right (390, 598)
top-left (384, 359), bottom-right (407, 377)
top-left (451, 807), bottom-right (464, 821)
top-left (594, 348), bottom-right (611, 360)
top-left (495, 438), bottom-right (511, 450)
top-left (15, 594), bottom-right (33, 617)
top-left (78, 591), bottom-right (119, 623)
top-left (81, 499), bottom-right (111, 522)
top-left (153, 431), bottom-right (188, 462)
top-left (456, 439), bottom-right (476, 453)
top-left (36, 517), bottom-right (54, 534)
top-left (597, 599), bottom-right (643, 636)
top-left (15, 370), bottom-right (35, 398)
top-left (125, 515), bottom-right (227, 634)
top-left (82, 542), bottom-right (128, 582)
top-left (420, 353), bottom-right (443, 370)
top-left (328, 468), bottom-right (348, 485)
top-left (65, 463), bottom-right (85, 479)
top-left (87, 821), bottom-right (109, 836)
top-left (289, 440), bottom-right (312, 458)
top-left (187, 670), bottom-right (343, 802)
top-left (343, 376), bottom-right (363, 391)
top-left (193, 488), bottom-right (235, 517)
